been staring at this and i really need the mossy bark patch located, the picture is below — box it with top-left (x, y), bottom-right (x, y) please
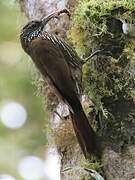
top-left (68, 1), bottom-right (135, 179)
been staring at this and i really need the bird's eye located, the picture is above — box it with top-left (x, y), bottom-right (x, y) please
top-left (31, 23), bottom-right (37, 28)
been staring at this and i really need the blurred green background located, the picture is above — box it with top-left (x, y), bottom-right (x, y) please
top-left (0, 0), bottom-right (49, 179)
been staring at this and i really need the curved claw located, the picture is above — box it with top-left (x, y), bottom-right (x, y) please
top-left (83, 49), bottom-right (112, 65)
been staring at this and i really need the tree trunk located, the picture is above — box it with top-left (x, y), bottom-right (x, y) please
top-left (18, 0), bottom-right (135, 179)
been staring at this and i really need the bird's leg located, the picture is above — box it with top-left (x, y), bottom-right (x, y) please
top-left (82, 49), bottom-right (112, 64)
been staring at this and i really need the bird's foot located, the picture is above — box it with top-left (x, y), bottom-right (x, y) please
top-left (83, 49), bottom-right (112, 64)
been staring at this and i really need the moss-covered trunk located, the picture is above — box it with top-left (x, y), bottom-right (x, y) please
top-left (18, 0), bottom-right (135, 179)
top-left (69, 0), bottom-right (135, 179)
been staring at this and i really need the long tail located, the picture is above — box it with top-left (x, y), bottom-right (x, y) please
top-left (70, 108), bottom-right (101, 158)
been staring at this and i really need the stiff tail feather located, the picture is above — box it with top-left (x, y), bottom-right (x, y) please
top-left (70, 110), bottom-right (101, 158)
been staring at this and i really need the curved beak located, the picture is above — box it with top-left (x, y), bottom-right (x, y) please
top-left (41, 12), bottom-right (56, 25)
top-left (41, 9), bottom-right (70, 26)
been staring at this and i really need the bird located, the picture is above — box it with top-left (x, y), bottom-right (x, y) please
top-left (20, 9), bottom-right (102, 158)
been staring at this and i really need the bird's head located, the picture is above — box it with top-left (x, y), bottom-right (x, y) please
top-left (20, 9), bottom-right (70, 43)
top-left (20, 12), bottom-right (57, 43)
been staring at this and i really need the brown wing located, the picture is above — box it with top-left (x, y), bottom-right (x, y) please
top-left (41, 32), bottom-right (83, 95)
top-left (42, 32), bottom-right (82, 68)
top-left (29, 37), bottom-right (81, 111)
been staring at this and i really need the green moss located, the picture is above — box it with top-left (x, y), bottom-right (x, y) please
top-left (80, 156), bottom-right (104, 179)
top-left (68, 0), bottom-right (135, 115)
top-left (69, 0), bottom-right (135, 55)
top-left (67, 1), bottom-right (135, 149)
